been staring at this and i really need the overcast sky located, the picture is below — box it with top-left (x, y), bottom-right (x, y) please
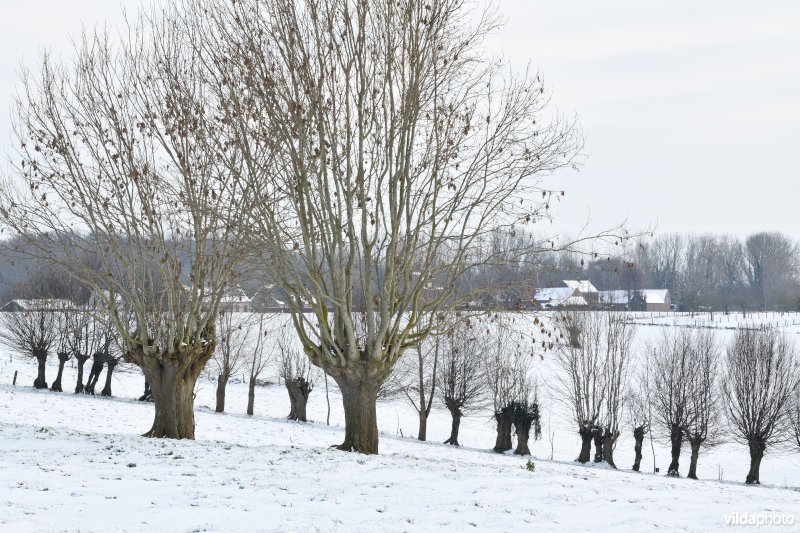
top-left (1, 1), bottom-right (798, 241)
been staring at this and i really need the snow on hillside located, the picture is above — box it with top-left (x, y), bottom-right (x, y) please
top-left (1, 312), bottom-right (800, 531)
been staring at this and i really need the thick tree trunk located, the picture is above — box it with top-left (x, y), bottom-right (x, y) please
top-left (285, 379), bottom-right (311, 422)
top-left (444, 407), bottom-right (462, 446)
top-left (493, 406), bottom-right (514, 453)
top-left (667, 425), bottom-right (682, 477)
top-left (578, 424), bottom-right (593, 463)
top-left (101, 359), bottom-right (117, 397)
top-left (215, 373), bottom-right (229, 413)
top-left (745, 438), bottom-right (765, 485)
top-left (51, 352), bottom-right (70, 392)
top-left (287, 385), bottom-right (297, 418)
top-left (592, 425), bottom-right (604, 463)
top-left (247, 375), bottom-right (256, 416)
top-left (293, 390), bottom-right (308, 422)
top-left (514, 417), bottom-right (532, 456)
top-left (603, 428), bottom-right (618, 468)
top-left (687, 440), bottom-right (701, 480)
top-left (141, 361), bottom-right (200, 439)
top-left (332, 374), bottom-right (380, 454)
top-left (418, 412), bottom-right (428, 441)
top-left (632, 426), bottom-right (645, 472)
top-left (74, 355), bottom-right (90, 394)
top-left (33, 355), bottom-right (48, 389)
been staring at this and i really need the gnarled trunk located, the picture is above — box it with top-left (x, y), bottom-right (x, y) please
top-left (332, 373), bottom-right (380, 454)
top-left (745, 438), bottom-right (766, 485)
top-left (578, 423), bottom-right (593, 463)
top-left (592, 425), bottom-right (604, 463)
top-left (632, 426), bottom-right (645, 472)
top-left (602, 427), bottom-right (618, 468)
top-left (33, 353), bottom-right (48, 389)
top-left (215, 373), bottom-right (229, 413)
top-left (140, 358), bottom-right (204, 439)
top-left (286, 378), bottom-right (312, 422)
top-left (133, 340), bottom-right (214, 440)
top-left (101, 358), bottom-right (117, 397)
top-left (514, 415), bottom-right (534, 456)
top-left (74, 354), bottom-right (90, 394)
top-left (687, 439), bottom-right (702, 480)
top-left (444, 405), bottom-right (462, 446)
top-left (247, 376), bottom-right (256, 416)
top-left (667, 424), bottom-right (682, 477)
top-left (51, 352), bottom-right (70, 392)
top-left (84, 355), bottom-right (105, 395)
top-left (493, 405), bottom-right (514, 453)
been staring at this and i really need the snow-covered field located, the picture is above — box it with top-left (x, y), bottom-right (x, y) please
top-left (2, 312), bottom-right (800, 532)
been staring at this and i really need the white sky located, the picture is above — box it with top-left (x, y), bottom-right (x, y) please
top-left (1, 1), bottom-right (798, 241)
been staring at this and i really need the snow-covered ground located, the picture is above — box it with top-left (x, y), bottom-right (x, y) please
top-left (1, 312), bottom-right (800, 532)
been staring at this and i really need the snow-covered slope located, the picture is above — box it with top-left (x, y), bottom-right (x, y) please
top-left (1, 313), bottom-right (800, 532)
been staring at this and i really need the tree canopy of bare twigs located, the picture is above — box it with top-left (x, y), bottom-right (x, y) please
top-left (682, 330), bottom-right (722, 479)
top-left (210, 311), bottom-right (252, 413)
top-left (246, 315), bottom-right (274, 417)
top-left (278, 327), bottom-right (317, 422)
top-left (485, 318), bottom-right (540, 455)
top-left (722, 327), bottom-right (799, 484)
top-left (552, 311), bottom-right (634, 467)
top-left (0, 8), bottom-right (251, 438)
top-left (648, 328), bottom-right (706, 477)
top-left (438, 317), bottom-right (486, 446)
top-left (185, 0), bottom-right (596, 454)
top-left (0, 306), bottom-right (61, 388)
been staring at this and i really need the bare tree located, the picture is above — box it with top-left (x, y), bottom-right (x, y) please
top-left (553, 312), bottom-right (600, 463)
top-left (486, 322), bottom-right (540, 455)
top-left (210, 311), bottom-right (251, 413)
top-left (277, 329), bottom-right (317, 422)
top-left (626, 362), bottom-right (652, 472)
top-left (553, 312), bottom-right (634, 467)
top-left (71, 312), bottom-right (114, 394)
top-left (1, 8), bottom-right (250, 438)
top-left (0, 304), bottom-right (61, 388)
top-left (50, 310), bottom-right (78, 392)
top-left (684, 330), bottom-right (722, 480)
top-left (438, 320), bottom-right (485, 446)
top-left (196, 0), bottom-right (587, 454)
top-left (722, 328), bottom-right (799, 484)
top-left (246, 315), bottom-right (273, 417)
top-left (599, 313), bottom-right (634, 468)
top-left (648, 330), bottom-right (695, 476)
top-left (395, 317), bottom-right (442, 441)
top-left (790, 385), bottom-right (800, 450)
top-left (744, 232), bottom-right (799, 311)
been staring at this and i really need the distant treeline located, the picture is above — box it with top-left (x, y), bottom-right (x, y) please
top-left (1, 231), bottom-right (798, 313)
top-left (537, 232), bottom-right (800, 312)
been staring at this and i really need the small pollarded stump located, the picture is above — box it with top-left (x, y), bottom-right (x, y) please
top-left (632, 426), bottom-right (646, 472)
top-left (74, 353), bottom-right (91, 394)
top-left (50, 351), bottom-right (71, 392)
top-left (84, 353), bottom-right (107, 395)
top-left (100, 357), bottom-right (118, 397)
top-left (443, 401), bottom-right (463, 446)
top-left (493, 404), bottom-right (514, 453)
top-left (286, 377), bottom-right (312, 422)
top-left (511, 402), bottom-right (542, 456)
